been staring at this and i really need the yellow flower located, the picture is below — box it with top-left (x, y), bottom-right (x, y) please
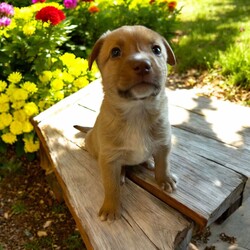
top-left (12, 101), bottom-right (25, 110)
top-left (0, 80), bottom-right (7, 92)
top-left (23, 23), bottom-right (36, 36)
top-left (23, 121), bottom-right (34, 133)
top-left (52, 69), bottom-right (63, 79)
top-left (22, 81), bottom-right (38, 94)
top-left (11, 88), bottom-right (28, 101)
top-left (51, 79), bottom-right (64, 91)
top-left (23, 137), bottom-right (40, 153)
top-left (10, 120), bottom-right (23, 135)
top-left (39, 71), bottom-right (53, 83)
top-left (13, 109), bottom-right (27, 122)
top-left (14, 6), bottom-right (33, 20)
top-left (1, 133), bottom-right (17, 144)
top-left (0, 103), bottom-right (9, 113)
top-left (74, 77), bottom-right (89, 88)
top-left (54, 91), bottom-right (64, 100)
top-left (7, 72), bottom-right (22, 84)
top-left (60, 53), bottom-right (76, 67)
top-left (68, 58), bottom-right (88, 77)
top-left (5, 84), bottom-right (16, 96)
top-left (24, 102), bottom-right (39, 116)
top-left (63, 72), bottom-right (74, 83)
top-left (0, 113), bottom-right (12, 130)
top-left (0, 93), bottom-right (9, 103)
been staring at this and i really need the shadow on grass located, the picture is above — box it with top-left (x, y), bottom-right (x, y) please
top-left (174, 0), bottom-right (250, 72)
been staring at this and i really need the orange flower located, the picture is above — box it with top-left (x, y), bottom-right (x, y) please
top-left (168, 1), bottom-right (177, 11)
top-left (88, 5), bottom-right (99, 13)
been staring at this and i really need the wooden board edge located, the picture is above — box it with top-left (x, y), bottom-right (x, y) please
top-left (30, 118), bottom-right (94, 249)
top-left (209, 180), bottom-right (246, 225)
top-left (126, 168), bottom-right (207, 229)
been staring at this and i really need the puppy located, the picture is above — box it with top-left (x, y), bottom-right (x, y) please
top-left (85, 25), bottom-right (176, 221)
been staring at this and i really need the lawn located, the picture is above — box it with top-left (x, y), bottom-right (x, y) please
top-left (175, 0), bottom-right (250, 93)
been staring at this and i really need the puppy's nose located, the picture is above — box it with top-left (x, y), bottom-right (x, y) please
top-left (131, 58), bottom-right (152, 75)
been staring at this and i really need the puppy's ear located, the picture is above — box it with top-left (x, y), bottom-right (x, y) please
top-left (88, 31), bottom-right (110, 70)
top-left (163, 39), bottom-right (176, 66)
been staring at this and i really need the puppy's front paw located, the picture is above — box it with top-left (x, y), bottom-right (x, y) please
top-left (98, 202), bottom-right (121, 221)
top-left (157, 174), bottom-right (177, 193)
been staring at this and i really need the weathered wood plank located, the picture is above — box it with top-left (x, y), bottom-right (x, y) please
top-left (171, 127), bottom-right (250, 178)
top-left (76, 81), bottom-right (250, 150)
top-left (32, 78), bottom-right (250, 244)
top-left (167, 89), bottom-right (250, 150)
top-left (36, 123), bottom-right (192, 250)
top-left (36, 103), bottom-right (246, 229)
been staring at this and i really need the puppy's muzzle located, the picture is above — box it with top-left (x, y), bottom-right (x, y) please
top-left (118, 55), bottom-right (161, 100)
top-left (131, 56), bottom-right (152, 76)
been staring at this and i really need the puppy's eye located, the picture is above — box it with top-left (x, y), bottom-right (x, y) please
top-left (111, 47), bottom-right (121, 58)
top-left (152, 45), bottom-right (162, 55)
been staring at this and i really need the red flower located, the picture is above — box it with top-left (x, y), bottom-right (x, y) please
top-left (88, 5), bottom-right (99, 13)
top-left (168, 1), bottom-right (177, 11)
top-left (35, 6), bottom-right (66, 26)
top-left (149, 0), bottom-right (156, 4)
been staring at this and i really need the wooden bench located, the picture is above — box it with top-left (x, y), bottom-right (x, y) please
top-left (31, 79), bottom-right (250, 249)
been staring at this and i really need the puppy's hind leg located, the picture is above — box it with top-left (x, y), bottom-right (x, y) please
top-left (153, 145), bottom-right (177, 193)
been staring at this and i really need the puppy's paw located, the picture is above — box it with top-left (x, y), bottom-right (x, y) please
top-left (141, 158), bottom-right (155, 170)
top-left (98, 203), bottom-right (121, 221)
top-left (157, 174), bottom-right (177, 193)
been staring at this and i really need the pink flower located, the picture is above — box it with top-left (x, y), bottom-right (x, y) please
top-left (32, 0), bottom-right (46, 3)
top-left (64, 0), bottom-right (77, 9)
top-left (0, 2), bottom-right (14, 16)
top-left (35, 6), bottom-right (66, 26)
top-left (0, 16), bottom-right (11, 26)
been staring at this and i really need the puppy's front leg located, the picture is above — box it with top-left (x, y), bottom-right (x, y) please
top-left (98, 155), bottom-right (122, 221)
top-left (153, 145), bottom-right (177, 193)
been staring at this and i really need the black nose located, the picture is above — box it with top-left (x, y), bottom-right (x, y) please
top-left (130, 55), bottom-right (152, 75)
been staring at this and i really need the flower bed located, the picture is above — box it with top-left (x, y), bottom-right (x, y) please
top-left (0, 0), bottom-right (179, 156)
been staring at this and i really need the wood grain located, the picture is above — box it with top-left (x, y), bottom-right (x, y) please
top-left (37, 124), bottom-right (192, 250)
top-left (32, 78), bottom-right (250, 248)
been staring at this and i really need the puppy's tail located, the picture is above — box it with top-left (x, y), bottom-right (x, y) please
top-left (74, 125), bottom-right (92, 133)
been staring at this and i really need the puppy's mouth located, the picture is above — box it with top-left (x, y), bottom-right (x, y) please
top-left (118, 81), bottom-right (161, 100)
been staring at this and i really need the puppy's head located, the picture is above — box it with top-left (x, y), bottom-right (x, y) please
top-left (89, 25), bottom-right (176, 101)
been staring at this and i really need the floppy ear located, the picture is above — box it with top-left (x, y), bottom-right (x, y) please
top-left (88, 31), bottom-right (110, 70)
top-left (163, 39), bottom-right (176, 66)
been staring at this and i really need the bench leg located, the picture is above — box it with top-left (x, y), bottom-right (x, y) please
top-left (39, 143), bottom-right (64, 202)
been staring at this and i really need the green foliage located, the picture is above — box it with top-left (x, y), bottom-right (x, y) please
top-left (64, 232), bottom-right (85, 250)
top-left (175, 0), bottom-right (250, 89)
top-left (216, 44), bottom-right (250, 90)
top-left (24, 236), bottom-right (54, 250)
top-left (11, 201), bottom-right (27, 215)
top-left (0, 2), bottom-right (98, 155)
top-left (0, 0), bottom-right (180, 156)
top-left (62, 0), bottom-right (180, 58)
top-left (0, 154), bottom-right (22, 180)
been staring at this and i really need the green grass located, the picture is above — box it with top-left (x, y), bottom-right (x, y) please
top-left (11, 201), bottom-right (27, 215)
top-left (0, 155), bottom-right (22, 181)
top-left (175, 0), bottom-right (250, 89)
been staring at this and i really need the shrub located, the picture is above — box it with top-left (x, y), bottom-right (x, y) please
top-left (0, 2), bottom-right (98, 155)
top-left (0, 0), bottom-right (179, 156)
top-left (62, 0), bottom-right (180, 58)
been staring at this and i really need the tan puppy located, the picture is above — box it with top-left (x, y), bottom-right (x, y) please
top-left (86, 25), bottom-right (177, 221)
